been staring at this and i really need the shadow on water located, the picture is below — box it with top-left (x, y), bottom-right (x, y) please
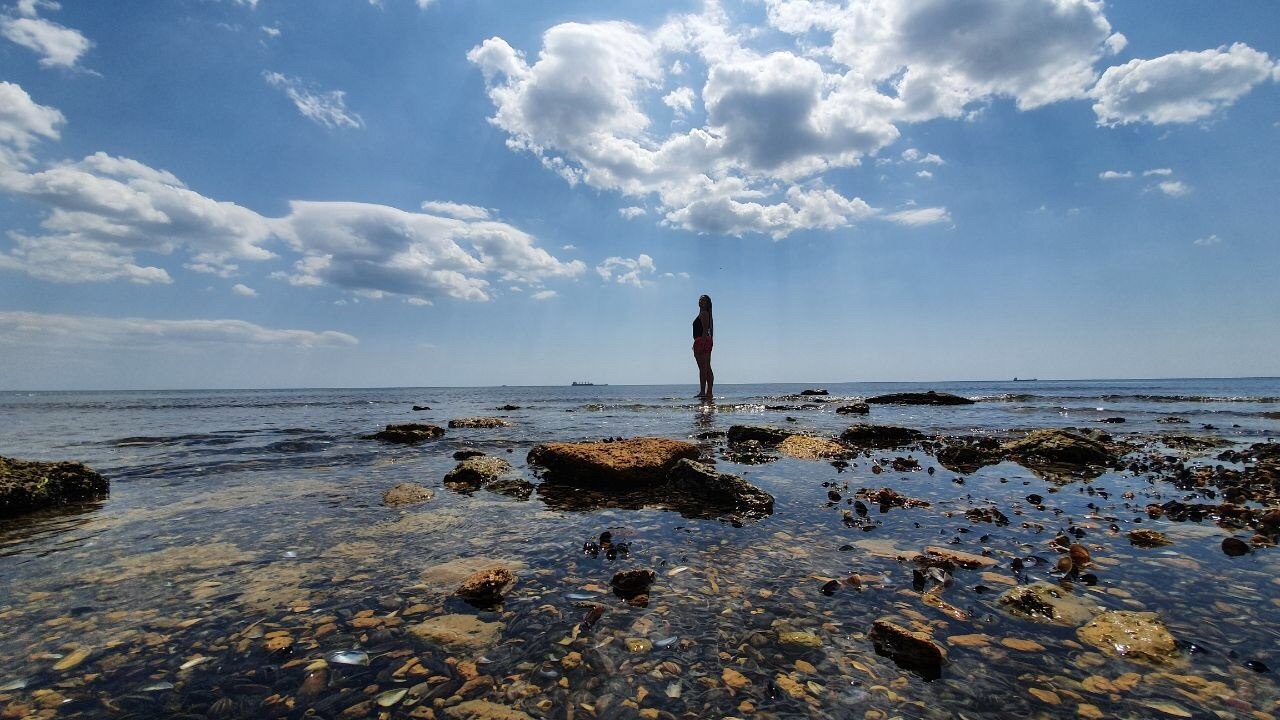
top-left (0, 500), bottom-right (106, 559)
top-left (535, 482), bottom-right (770, 525)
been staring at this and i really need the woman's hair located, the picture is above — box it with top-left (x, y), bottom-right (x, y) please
top-left (699, 294), bottom-right (713, 335)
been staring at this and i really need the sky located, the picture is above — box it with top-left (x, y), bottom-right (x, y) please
top-left (0, 0), bottom-right (1277, 389)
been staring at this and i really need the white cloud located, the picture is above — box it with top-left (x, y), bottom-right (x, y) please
top-left (663, 86), bottom-right (696, 116)
top-left (902, 148), bottom-right (943, 165)
top-left (1156, 180), bottom-right (1190, 197)
top-left (618, 206), bottom-right (647, 219)
top-left (0, 81), bottom-right (64, 155)
top-left (421, 200), bottom-right (491, 220)
top-left (263, 72), bottom-right (364, 129)
top-left (1092, 43), bottom-right (1278, 126)
top-left (1143, 168), bottom-right (1173, 177)
top-left (261, 25), bottom-right (281, 38)
top-left (595, 253), bottom-right (656, 287)
top-left (232, 283), bottom-right (257, 297)
top-left (561, 244), bottom-right (576, 251)
top-left (0, 311), bottom-right (357, 349)
top-left (884, 207), bottom-right (951, 226)
top-left (16, 0), bottom-right (59, 18)
top-left (1099, 170), bottom-right (1133, 180)
top-left (916, 170), bottom-right (931, 179)
top-left (531, 289), bottom-right (557, 300)
top-left (0, 14), bottom-right (90, 69)
top-left (1193, 234), bottom-right (1221, 246)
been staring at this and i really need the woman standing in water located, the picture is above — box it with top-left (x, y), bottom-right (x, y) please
top-left (693, 294), bottom-right (714, 401)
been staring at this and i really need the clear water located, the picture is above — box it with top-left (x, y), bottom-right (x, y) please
top-left (0, 379), bottom-right (1277, 719)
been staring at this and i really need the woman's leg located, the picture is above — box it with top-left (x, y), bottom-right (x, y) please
top-left (695, 351), bottom-right (710, 398)
top-left (705, 353), bottom-right (714, 399)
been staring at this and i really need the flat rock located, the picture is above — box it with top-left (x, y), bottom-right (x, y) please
top-left (1077, 611), bottom-right (1178, 665)
top-left (835, 402), bottom-right (870, 414)
top-left (456, 566), bottom-right (517, 606)
top-left (528, 437), bottom-right (698, 487)
top-left (444, 700), bottom-right (533, 720)
top-left (998, 582), bottom-right (1098, 626)
top-left (0, 456), bottom-right (109, 517)
top-left (777, 435), bottom-right (847, 460)
top-left (912, 546), bottom-right (996, 569)
top-left (408, 614), bottom-right (504, 650)
top-left (777, 630), bottom-right (822, 648)
top-left (936, 438), bottom-right (1003, 473)
top-left (444, 456), bottom-right (514, 488)
top-left (727, 425), bottom-right (792, 445)
top-left (840, 424), bottom-right (924, 447)
top-left (869, 619), bottom-right (947, 680)
top-left (1001, 429), bottom-right (1119, 469)
top-left (799, 389), bottom-right (828, 396)
top-left (372, 423), bottom-right (445, 444)
top-left (421, 557), bottom-right (525, 589)
top-left (666, 458), bottom-right (774, 518)
top-left (448, 417), bottom-right (510, 429)
top-left (381, 483), bottom-right (435, 507)
top-left (867, 391), bottom-right (974, 406)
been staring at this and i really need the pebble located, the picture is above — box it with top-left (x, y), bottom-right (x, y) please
top-left (1028, 688), bottom-right (1061, 705)
top-left (1000, 638), bottom-right (1046, 652)
top-left (722, 668), bottom-right (750, 691)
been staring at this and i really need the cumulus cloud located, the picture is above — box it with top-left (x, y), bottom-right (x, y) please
top-left (1, 11), bottom-right (91, 69)
top-left (595, 253), bottom-right (656, 287)
top-left (1193, 234), bottom-right (1221, 246)
top-left (531, 289), bottom-right (556, 300)
top-left (618, 206), bottom-right (647, 219)
top-left (663, 86), bottom-right (695, 116)
top-left (232, 283), bottom-right (257, 297)
top-left (916, 170), bottom-right (931, 179)
top-left (0, 82), bottom-right (585, 304)
top-left (0, 311), bottom-right (357, 349)
top-left (902, 148), bottom-right (943, 165)
top-left (263, 72), bottom-right (364, 129)
top-left (1099, 170), bottom-right (1133, 180)
top-left (421, 200), bottom-right (491, 220)
top-left (1156, 180), bottom-right (1190, 197)
top-left (1092, 43), bottom-right (1278, 126)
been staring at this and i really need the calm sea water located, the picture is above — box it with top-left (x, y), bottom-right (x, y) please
top-left (0, 378), bottom-right (1277, 719)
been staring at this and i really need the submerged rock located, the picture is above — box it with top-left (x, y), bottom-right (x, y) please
top-left (1001, 429), bottom-right (1119, 470)
top-left (777, 435), bottom-right (847, 460)
top-left (867, 391), bottom-right (974, 406)
top-left (448, 417), bottom-right (511, 429)
top-left (0, 456), bottom-right (108, 517)
top-left (727, 425), bottom-right (792, 445)
top-left (998, 582), bottom-right (1098, 625)
top-left (1077, 611), bottom-right (1178, 665)
top-left (408, 614), bottom-right (504, 650)
top-left (455, 566), bottom-right (517, 606)
top-left (869, 619), bottom-right (947, 680)
top-left (1221, 537), bottom-right (1251, 556)
top-left (910, 546), bottom-right (996, 569)
top-left (382, 483), bottom-right (435, 507)
top-left (1128, 529), bottom-right (1172, 548)
top-left (835, 402), bottom-right (870, 415)
top-left (610, 568), bottom-right (655, 602)
top-left (666, 458), bottom-right (774, 518)
top-left (445, 456), bottom-right (515, 488)
top-left (839, 424), bottom-right (924, 447)
top-left (443, 701), bottom-right (533, 720)
top-left (936, 438), bottom-right (1003, 473)
top-left (372, 423), bottom-right (444, 444)
top-left (528, 437), bottom-right (698, 487)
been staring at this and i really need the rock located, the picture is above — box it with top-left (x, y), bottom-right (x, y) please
top-left (382, 483), bottom-right (434, 507)
top-left (1221, 537), bottom-right (1251, 556)
top-left (1001, 429), bottom-right (1119, 470)
top-left (936, 438), bottom-right (1003, 473)
top-left (372, 424), bottom-right (444, 444)
top-left (412, 405), bottom-right (431, 411)
top-left (777, 631), bottom-right (822, 649)
top-left (727, 425), bottom-right (792, 445)
top-left (866, 391), bottom-right (974, 406)
top-left (911, 546), bottom-right (996, 569)
top-left (799, 389), bottom-right (828, 396)
top-left (839, 424), bottom-right (924, 448)
top-left (408, 614), bottom-right (504, 650)
top-left (0, 456), bottom-right (109, 517)
top-left (1128, 529), bottom-right (1172, 548)
top-left (449, 417), bottom-right (510, 429)
top-left (484, 478), bottom-right (534, 500)
top-left (1069, 544), bottom-right (1091, 568)
top-left (453, 448), bottom-right (485, 460)
top-left (858, 487), bottom-right (930, 510)
top-left (1157, 416), bottom-right (1189, 424)
top-left (496, 405), bottom-right (521, 411)
top-left (456, 567), bottom-right (517, 605)
top-left (443, 699), bottom-right (534, 720)
top-left (868, 619), bottom-right (947, 680)
top-left (997, 582), bottom-right (1098, 625)
top-left (528, 437), bottom-right (699, 487)
top-left (722, 668), bottom-right (750, 691)
top-left (610, 568), bottom-right (655, 600)
top-left (444, 456), bottom-right (514, 488)
top-left (835, 402), bottom-right (870, 414)
top-left (1077, 611), bottom-right (1178, 665)
top-left (1099, 417), bottom-right (1126, 423)
top-left (666, 459), bottom-right (774, 518)
top-left (777, 435), bottom-right (847, 460)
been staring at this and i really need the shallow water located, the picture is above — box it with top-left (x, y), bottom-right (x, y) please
top-left (0, 379), bottom-right (1277, 719)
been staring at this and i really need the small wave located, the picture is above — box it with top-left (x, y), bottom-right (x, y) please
top-left (1097, 394), bottom-right (1279, 403)
top-left (974, 393), bottom-right (1038, 402)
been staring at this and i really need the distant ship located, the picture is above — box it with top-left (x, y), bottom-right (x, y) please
top-left (571, 381), bottom-right (607, 386)
top-left (1012, 377), bottom-right (1038, 382)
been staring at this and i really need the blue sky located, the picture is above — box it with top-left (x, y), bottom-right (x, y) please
top-left (1, 0), bottom-right (1277, 389)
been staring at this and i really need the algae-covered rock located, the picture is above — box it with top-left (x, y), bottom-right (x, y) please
top-left (666, 458), bottom-right (774, 518)
top-left (936, 437), bottom-right (1003, 473)
top-left (839, 424), bottom-right (924, 448)
top-left (444, 456), bottom-right (514, 488)
top-left (381, 483), bottom-right (434, 507)
top-left (455, 566), bottom-right (517, 605)
top-left (997, 582), bottom-right (1098, 626)
top-left (1077, 611), bottom-right (1178, 665)
top-left (777, 435), bottom-right (848, 460)
top-left (835, 402), bottom-right (870, 415)
top-left (0, 455), bottom-right (108, 517)
top-left (371, 423), bottom-right (445, 444)
top-left (726, 425), bottom-right (792, 445)
top-left (528, 437), bottom-right (698, 487)
top-left (1001, 429), bottom-right (1119, 469)
top-left (867, 391), bottom-right (974, 406)
top-left (448, 417), bottom-right (511, 429)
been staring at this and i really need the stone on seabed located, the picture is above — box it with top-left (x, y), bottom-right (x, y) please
top-left (372, 423), bottom-right (444, 444)
top-left (527, 437), bottom-right (698, 486)
top-left (1077, 611), bottom-right (1179, 665)
top-left (997, 582), bottom-right (1098, 625)
top-left (869, 619), bottom-right (947, 680)
top-left (382, 483), bottom-right (434, 507)
top-left (839, 424), bottom-right (924, 447)
top-left (666, 458), bottom-right (774, 516)
top-left (456, 566), bottom-right (517, 605)
top-left (0, 455), bottom-right (108, 517)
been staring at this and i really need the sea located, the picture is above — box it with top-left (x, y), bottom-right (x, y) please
top-left (0, 378), bottom-right (1277, 719)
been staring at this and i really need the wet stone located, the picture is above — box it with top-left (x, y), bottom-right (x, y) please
top-left (0, 455), bottom-right (109, 517)
top-left (866, 391), bottom-right (975, 406)
top-left (840, 424), bottom-right (924, 448)
top-left (835, 402), bottom-right (870, 414)
top-left (372, 423), bottom-right (445, 444)
top-left (1221, 537), bottom-right (1251, 556)
top-left (726, 425), bottom-right (792, 445)
top-left (1077, 611), bottom-right (1179, 665)
top-left (444, 456), bottom-right (514, 488)
top-left (611, 568), bottom-right (655, 600)
top-left (455, 566), bottom-right (517, 606)
top-left (1128, 529), bottom-right (1172, 548)
top-left (449, 417), bottom-right (511, 429)
top-left (382, 483), bottom-right (435, 507)
top-left (997, 582), bottom-right (1098, 625)
top-left (777, 631), bottom-right (823, 649)
top-left (528, 437), bottom-right (698, 486)
top-left (868, 619), bottom-right (947, 680)
top-left (408, 614), bottom-right (504, 650)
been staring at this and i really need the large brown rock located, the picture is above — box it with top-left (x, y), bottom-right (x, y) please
top-left (869, 619), bottom-right (947, 680)
top-left (666, 458), bottom-right (774, 518)
top-left (839, 424), bottom-right (923, 447)
top-left (1001, 429), bottom-right (1118, 469)
top-left (867, 391), bottom-right (974, 406)
top-left (1077, 611), bottom-right (1178, 665)
top-left (372, 423), bottom-right (444, 444)
top-left (527, 437), bottom-right (698, 487)
top-left (0, 456), bottom-right (108, 518)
